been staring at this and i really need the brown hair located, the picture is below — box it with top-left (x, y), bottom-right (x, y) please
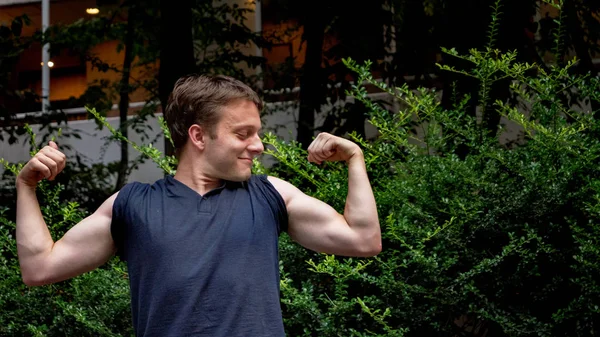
top-left (164, 74), bottom-right (263, 155)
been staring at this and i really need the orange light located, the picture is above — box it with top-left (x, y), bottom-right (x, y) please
top-left (41, 61), bottom-right (54, 68)
top-left (86, 8), bottom-right (99, 15)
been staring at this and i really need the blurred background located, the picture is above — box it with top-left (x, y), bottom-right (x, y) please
top-left (1, 0), bottom-right (598, 188)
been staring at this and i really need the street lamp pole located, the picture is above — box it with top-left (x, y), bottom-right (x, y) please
top-left (41, 0), bottom-right (50, 113)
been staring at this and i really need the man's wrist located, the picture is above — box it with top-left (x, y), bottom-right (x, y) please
top-left (346, 148), bottom-right (364, 164)
top-left (16, 177), bottom-right (37, 191)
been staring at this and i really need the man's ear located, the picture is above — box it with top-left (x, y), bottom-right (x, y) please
top-left (188, 124), bottom-right (206, 151)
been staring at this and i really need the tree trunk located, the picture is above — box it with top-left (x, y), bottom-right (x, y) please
top-left (159, 0), bottom-right (195, 157)
top-left (565, 1), bottom-right (600, 117)
top-left (297, 12), bottom-right (326, 148)
top-left (114, 6), bottom-right (137, 191)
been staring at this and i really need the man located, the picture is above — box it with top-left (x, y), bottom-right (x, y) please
top-left (16, 74), bottom-right (381, 336)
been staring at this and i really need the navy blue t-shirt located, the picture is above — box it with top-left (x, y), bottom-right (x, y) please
top-left (111, 175), bottom-right (288, 337)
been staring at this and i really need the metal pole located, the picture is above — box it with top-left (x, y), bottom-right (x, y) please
top-left (42, 0), bottom-right (50, 113)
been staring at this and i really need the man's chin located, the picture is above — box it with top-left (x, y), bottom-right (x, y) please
top-left (227, 171), bottom-right (252, 182)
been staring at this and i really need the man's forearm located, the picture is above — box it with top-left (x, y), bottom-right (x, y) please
top-left (343, 151), bottom-right (380, 231)
top-left (16, 181), bottom-right (55, 276)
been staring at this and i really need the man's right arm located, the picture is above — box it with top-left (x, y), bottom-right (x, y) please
top-left (16, 141), bottom-right (118, 286)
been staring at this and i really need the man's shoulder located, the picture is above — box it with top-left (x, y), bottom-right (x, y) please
top-left (246, 175), bottom-right (288, 204)
top-left (247, 174), bottom-right (284, 192)
top-left (116, 177), bottom-right (168, 201)
top-left (127, 176), bottom-right (171, 189)
top-left (248, 174), bottom-right (268, 184)
top-left (246, 175), bottom-right (288, 228)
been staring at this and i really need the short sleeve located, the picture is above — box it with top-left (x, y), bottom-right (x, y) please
top-left (251, 175), bottom-right (289, 234)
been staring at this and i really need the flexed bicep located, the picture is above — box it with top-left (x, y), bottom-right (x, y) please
top-left (267, 176), bottom-right (374, 256)
top-left (21, 193), bottom-right (118, 286)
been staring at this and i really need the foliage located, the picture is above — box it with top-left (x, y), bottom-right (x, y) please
top-left (0, 128), bottom-right (133, 337)
top-left (262, 43), bottom-right (600, 337)
top-left (0, 15), bottom-right (39, 143)
top-left (192, 0), bottom-right (265, 81)
top-left (87, 107), bottom-right (177, 176)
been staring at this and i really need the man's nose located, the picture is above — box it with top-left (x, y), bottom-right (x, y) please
top-left (248, 134), bottom-right (264, 154)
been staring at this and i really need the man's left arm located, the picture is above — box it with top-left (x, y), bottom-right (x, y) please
top-left (268, 133), bottom-right (381, 257)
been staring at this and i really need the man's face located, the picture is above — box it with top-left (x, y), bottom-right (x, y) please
top-left (202, 99), bottom-right (264, 181)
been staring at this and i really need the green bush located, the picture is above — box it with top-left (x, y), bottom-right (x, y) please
top-left (88, 41), bottom-right (600, 336)
top-left (0, 135), bottom-right (133, 337)
top-left (261, 52), bottom-right (600, 336)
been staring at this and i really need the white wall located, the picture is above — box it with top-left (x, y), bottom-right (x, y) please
top-left (0, 114), bottom-right (166, 184)
top-left (0, 95), bottom-right (373, 185)
top-left (1, 88), bottom-right (534, 188)
top-left (0, 99), bottom-right (304, 185)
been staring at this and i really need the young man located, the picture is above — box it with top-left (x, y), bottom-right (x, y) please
top-left (15, 74), bottom-right (381, 336)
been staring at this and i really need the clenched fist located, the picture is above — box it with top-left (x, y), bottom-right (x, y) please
top-left (307, 132), bottom-right (362, 164)
top-left (16, 141), bottom-right (66, 188)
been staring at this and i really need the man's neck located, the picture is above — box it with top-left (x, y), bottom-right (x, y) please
top-left (174, 156), bottom-right (223, 196)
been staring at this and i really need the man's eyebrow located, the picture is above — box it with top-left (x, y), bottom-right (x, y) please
top-left (232, 125), bottom-right (262, 133)
top-left (232, 124), bottom-right (261, 130)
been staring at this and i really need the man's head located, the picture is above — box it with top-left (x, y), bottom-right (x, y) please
top-left (164, 74), bottom-right (263, 156)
